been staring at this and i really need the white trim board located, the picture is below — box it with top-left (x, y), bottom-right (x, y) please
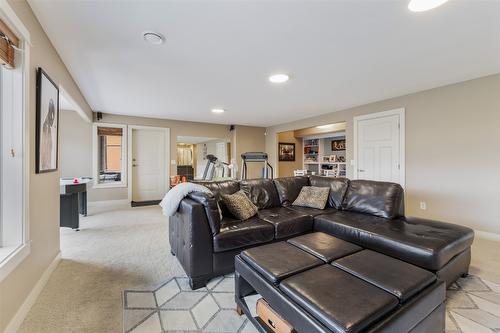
top-left (475, 230), bottom-right (500, 243)
top-left (0, 243), bottom-right (30, 283)
top-left (92, 122), bottom-right (128, 189)
top-left (88, 199), bottom-right (130, 206)
top-left (353, 108), bottom-right (406, 188)
top-left (127, 125), bottom-right (170, 202)
top-left (4, 251), bottom-right (61, 333)
top-left (0, 0), bottom-right (31, 285)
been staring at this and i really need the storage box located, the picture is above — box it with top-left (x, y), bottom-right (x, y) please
top-left (256, 298), bottom-right (294, 333)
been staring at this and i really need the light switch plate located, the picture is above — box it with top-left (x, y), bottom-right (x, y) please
top-left (171, 160), bottom-right (176, 165)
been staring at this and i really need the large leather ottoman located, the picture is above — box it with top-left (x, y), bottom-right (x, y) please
top-left (235, 232), bottom-right (446, 333)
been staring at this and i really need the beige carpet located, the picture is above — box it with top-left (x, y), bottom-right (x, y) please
top-left (19, 202), bottom-right (184, 333)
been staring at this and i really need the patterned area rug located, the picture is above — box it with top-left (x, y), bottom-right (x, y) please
top-left (123, 274), bottom-right (500, 333)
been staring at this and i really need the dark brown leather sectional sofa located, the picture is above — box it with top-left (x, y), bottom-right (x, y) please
top-left (169, 176), bottom-right (474, 290)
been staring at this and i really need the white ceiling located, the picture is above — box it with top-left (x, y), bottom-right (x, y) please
top-left (29, 0), bottom-right (500, 127)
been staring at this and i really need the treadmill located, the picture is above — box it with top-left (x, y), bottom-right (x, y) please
top-left (240, 152), bottom-right (274, 180)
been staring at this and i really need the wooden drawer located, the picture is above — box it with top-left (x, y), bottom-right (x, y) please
top-left (256, 298), bottom-right (294, 333)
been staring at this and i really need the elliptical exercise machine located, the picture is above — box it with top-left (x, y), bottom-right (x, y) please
top-left (240, 152), bottom-right (274, 180)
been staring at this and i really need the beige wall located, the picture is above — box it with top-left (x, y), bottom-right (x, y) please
top-left (59, 110), bottom-right (92, 179)
top-left (91, 113), bottom-right (265, 201)
top-left (233, 125), bottom-right (267, 179)
top-left (266, 73), bottom-right (500, 235)
top-left (277, 131), bottom-right (303, 177)
top-left (0, 0), bottom-right (93, 331)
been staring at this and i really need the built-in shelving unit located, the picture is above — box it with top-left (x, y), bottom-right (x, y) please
top-left (302, 133), bottom-right (346, 177)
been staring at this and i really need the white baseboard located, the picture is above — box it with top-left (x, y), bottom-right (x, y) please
top-left (4, 251), bottom-right (61, 333)
top-left (475, 230), bottom-right (500, 243)
top-left (88, 199), bottom-right (129, 206)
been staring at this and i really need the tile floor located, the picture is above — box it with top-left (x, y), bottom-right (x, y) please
top-left (124, 274), bottom-right (500, 333)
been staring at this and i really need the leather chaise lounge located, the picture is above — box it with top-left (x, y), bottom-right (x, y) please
top-left (169, 176), bottom-right (474, 290)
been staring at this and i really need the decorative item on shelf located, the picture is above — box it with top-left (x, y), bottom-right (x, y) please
top-left (304, 156), bottom-right (317, 163)
top-left (35, 67), bottom-right (60, 174)
top-left (337, 156), bottom-right (346, 163)
top-left (331, 139), bottom-right (346, 151)
top-left (278, 142), bottom-right (296, 161)
top-left (324, 169), bottom-right (337, 177)
top-left (294, 170), bottom-right (308, 176)
top-left (329, 155), bottom-right (338, 163)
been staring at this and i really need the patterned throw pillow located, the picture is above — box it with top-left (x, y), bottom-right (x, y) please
top-left (292, 186), bottom-right (330, 209)
top-left (222, 190), bottom-right (258, 220)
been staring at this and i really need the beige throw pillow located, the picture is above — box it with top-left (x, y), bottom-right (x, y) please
top-left (292, 186), bottom-right (330, 209)
top-left (222, 190), bottom-right (258, 220)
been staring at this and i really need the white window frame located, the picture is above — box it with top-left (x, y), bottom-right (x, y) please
top-left (92, 123), bottom-right (128, 188)
top-left (0, 0), bottom-right (31, 283)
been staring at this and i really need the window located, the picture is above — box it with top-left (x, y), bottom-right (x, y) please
top-left (93, 123), bottom-right (127, 188)
top-left (0, 9), bottom-right (29, 282)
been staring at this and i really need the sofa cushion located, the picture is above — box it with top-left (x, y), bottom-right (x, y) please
top-left (258, 207), bottom-right (313, 239)
top-left (280, 265), bottom-right (398, 333)
top-left (240, 178), bottom-right (281, 210)
top-left (333, 250), bottom-right (436, 302)
top-left (193, 180), bottom-right (240, 217)
top-left (288, 232), bottom-right (362, 263)
top-left (241, 242), bottom-right (322, 284)
top-left (213, 216), bottom-right (274, 253)
top-left (273, 176), bottom-right (310, 206)
top-left (342, 180), bottom-right (404, 219)
top-left (287, 205), bottom-right (338, 217)
top-left (309, 176), bottom-right (349, 209)
top-left (314, 211), bottom-right (474, 270)
top-left (293, 186), bottom-right (330, 209)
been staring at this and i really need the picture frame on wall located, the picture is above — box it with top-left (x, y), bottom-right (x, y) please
top-left (36, 67), bottom-right (59, 173)
top-left (331, 139), bottom-right (346, 151)
top-left (278, 142), bottom-right (295, 161)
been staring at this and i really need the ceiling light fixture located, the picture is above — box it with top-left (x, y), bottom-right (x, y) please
top-left (269, 74), bottom-right (290, 84)
top-left (408, 0), bottom-right (449, 12)
top-left (211, 108), bottom-right (225, 114)
top-left (143, 32), bottom-right (164, 45)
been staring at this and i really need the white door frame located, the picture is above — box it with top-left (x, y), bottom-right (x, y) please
top-left (353, 108), bottom-right (406, 188)
top-left (127, 125), bottom-right (170, 202)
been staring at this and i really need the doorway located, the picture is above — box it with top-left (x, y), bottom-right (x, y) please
top-left (129, 126), bottom-right (170, 204)
top-left (175, 136), bottom-right (231, 181)
top-left (353, 108), bottom-right (405, 187)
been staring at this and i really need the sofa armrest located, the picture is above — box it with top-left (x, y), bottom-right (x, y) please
top-left (187, 191), bottom-right (221, 236)
top-left (169, 198), bottom-right (214, 279)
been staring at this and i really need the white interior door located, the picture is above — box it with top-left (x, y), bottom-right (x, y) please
top-left (355, 109), bottom-right (404, 186)
top-left (132, 128), bottom-right (167, 201)
top-left (215, 142), bottom-right (228, 163)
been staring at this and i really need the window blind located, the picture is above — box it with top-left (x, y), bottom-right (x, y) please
top-left (0, 18), bottom-right (19, 69)
top-left (97, 127), bottom-right (123, 136)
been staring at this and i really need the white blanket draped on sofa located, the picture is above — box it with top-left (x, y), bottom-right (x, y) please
top-left (159, 182), bottom-right (211, 216)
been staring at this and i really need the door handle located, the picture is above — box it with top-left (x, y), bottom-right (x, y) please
top-left (133, 164), bottom-right (139, 167)
top-left (358, 169), bottom-right (365, 172)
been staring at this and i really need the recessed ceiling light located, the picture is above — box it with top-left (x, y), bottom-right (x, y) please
top-left (211, 108), bottom-right (225, 114)
top-left (143, 32), bottom-right (164, 45)
top-left (316, 124), bottom-right (334, 129)
top-left (269, 74), bottom-right (290, 84)
top-left (408, 0), bottom-right (449, 12)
